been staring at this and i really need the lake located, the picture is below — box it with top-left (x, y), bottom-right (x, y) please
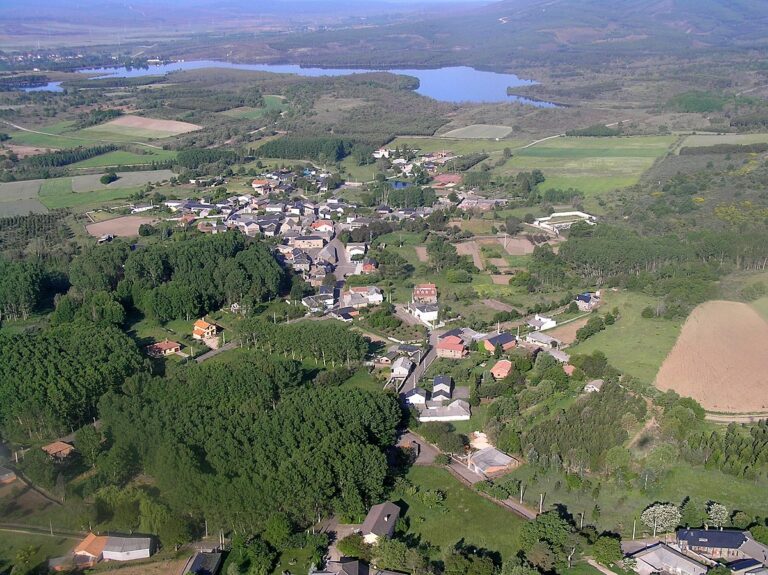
top-left (72, 60), bottom-right (556, 106)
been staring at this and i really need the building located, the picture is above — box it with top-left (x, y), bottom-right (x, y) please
top-left (311, 220), bottom-right (335, 234)
top-left (361, 502), bottom-right (400, 544)
top-left (576, 291), bottom-right (601, 311)
top-left (42, 441), bottom-right (75, 460)
top-left (432, 375), bottom-right (452, 402)
top-left (146, 340), bottom-right (182, 357)
top-left (584, 379), bottom-right (605, 393)
top-left (103, 536), bottom-right (154, 561)
top-left (294, 236), bottom-right (325, 249)
top-left (483, 332), bottom-right (516, 353)
top-left (193, 319), bottom-right (218, 340)
top-left (467, 447), bottom-right (519, 478)
top-left (0, 466), bottom-right (16, 484)
top-left (527, 314), bottom-right (557, 331)
top-left (74, 533), bottom-right (108, 567)
top-left (418, 400), bottom-right (471, 422)
top-left (490, 359), bottom-right (513, 380)
top-left (525, 331), bottom-right (561, 349)
top-left (341, 286), bottom-right (383, 308)
top-left (346, 243), bottom-right (367, 259)
top-left (630, 543), bottom-right (708, 575)
top-left (181, 551), bottom-right (224, 575)
top-left (361, 258), bottom-right (379, 274)
top-left (409, 303), bottom-right (439, 327)
top-left (436, 335), bottom-right (468, 359)
top-left (412, 283), bottom-right (438, 304)
top-left (678, 529), bottom-right (768, 565)
top-left (405, 387), bottom-right (427, 405)
top-left (533, 211), bottom-right (597, 234)
top-left (390, 357), bottom-right (414, 381)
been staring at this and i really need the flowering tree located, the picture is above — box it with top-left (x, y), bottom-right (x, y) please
top-left (708, 502), bottom-right (729, 528)
top-left (641, 503), bottom-right (682, 536)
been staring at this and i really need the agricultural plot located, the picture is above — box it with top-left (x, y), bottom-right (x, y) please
top-left (71, 148), bottom-right (177, 168)
top-left (441, 124), bottom-right (514, 139)
top-left (86, 216), bottom-right (157, 237)
top-left (503, 135), bottom-right (676, 197)
top-left (221, 95), bottom-right (286, 119)
top-left (389, 136), bottom-right (522, 155)
top-left (0, 179), bottom-right (48, 215)
top-left (71, 169), bottom-right (175, 193)
top-left (681, 133), bottom-right (768, 147)
top-left (82, 115), bottom-right (201, 139)
top-left (655, 300), bottom-right (768, 413)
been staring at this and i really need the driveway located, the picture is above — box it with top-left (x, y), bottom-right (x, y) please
top-left (398, 431), bottom-right (438, 465)
top-left (319, 516), bottom-right (360, 562)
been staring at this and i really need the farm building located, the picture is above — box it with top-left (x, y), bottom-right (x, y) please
top-left (361, 502), bottom-right (400, 544)
top-left (677, 529), bottom-right (768, 565)
top-left (629, 543), bottom-right (707, 575)
top-left (103, 536), bottom-right (154, 561)
top-left (181, 551), bottom-right (224, 575)
top-left (525, 331), bottom-right (561, 349)
top-left (584, 379), bottom-right (605, 393)
top-left (533, 211), bottom-right (596, 234)
top-left (576, 291), bottom-right (601, 311)
top-left (483, 332), bottom-right (516, 353)
top-left (467, 447), bottom-right (519, 478)
top-left (74, 534), bottom-right (107, 567)
top-left (42, 441), bottom-right (75, 460)
top-left (527, 314), bottom-right (556, 331)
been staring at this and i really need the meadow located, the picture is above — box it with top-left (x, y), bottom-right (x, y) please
top-left (681, 133), bottom-right (768, 147)
top-left (567, 291), bottom-right (683, 384)
top-left (389, 136), bottom-right (523, 155)
top-left (70, 148), bottom-right (177, 168)
top-left (0, 179), bottom-right (49, 215)
top-left (221, 95), bottom-right (286, 120)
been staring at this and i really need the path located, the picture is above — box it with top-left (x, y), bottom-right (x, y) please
top-left (414, 246), bottom-right (428, 263)
top-left (627, 416), bottom-right (657, 449)
top-left (705, 412), bottom-right (768, 424)
top-left (587, 559), bottom-right (620, 575)
top-left (1, 119), bottom-right (164, 150)
top-left (0, 522), bottom-right (83, 539)
top-left (195, 341), bottom-right (236, 363)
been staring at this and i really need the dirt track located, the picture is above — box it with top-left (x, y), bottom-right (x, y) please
top-left (655, 300), bottom-right (768, 412)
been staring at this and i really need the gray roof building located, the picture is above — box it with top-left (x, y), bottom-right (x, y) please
top-left (361, 502), bottom-right (400, 539)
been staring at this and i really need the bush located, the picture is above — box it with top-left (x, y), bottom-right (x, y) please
top-left (100, 171), bottom-right (118, 185)
top-left (434, 453), bottom-right (451, 466)
top-left (641, 306), bottom-right (654, 318)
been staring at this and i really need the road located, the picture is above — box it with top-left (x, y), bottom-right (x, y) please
top-left (195, 341), bottom-right (236, 363)
top-left (329, 225), bottom-right (359, 277)
top-left (400, 329), bottom-right (439, 394)
top-left (398, 431), bottom-right (438, 465)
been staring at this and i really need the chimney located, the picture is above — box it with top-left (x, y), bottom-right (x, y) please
top-left (384, 514), bottom-right (390, 522)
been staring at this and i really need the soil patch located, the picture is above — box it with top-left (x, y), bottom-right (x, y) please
top-left (95, 558), bottom-right (189, 575)
top-left (491, 275), bottom-right (510, 285)
top-left (4, 144), bottom-right (55, 158)
top-left (545, 316), bottom-right (590, 346)
top-left (655, 300), bottom-right (768, 412)
top-left (99, 115), bottom-right (201, 136)
top-left (498, 237), bottom-right (535, 256)
top-left (456, 240), bottom-right (484, 270)
top-left (415, 246), bottom-right (428, 262)
top-left (86, 216), bottom-right (157, 237)
top-left (483, 299), bottom-right (514, 312)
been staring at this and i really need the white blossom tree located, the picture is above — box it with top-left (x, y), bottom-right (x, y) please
top-left (641, 503), bottom-right (682, 537)
top-left (708, 502), bottom-right (729, 528)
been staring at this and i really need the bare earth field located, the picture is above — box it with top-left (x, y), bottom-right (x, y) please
top-left (89, 115), bottom-right (201, 138)
top-left (498, 237), bottom-right (535, 255)
top-left (545, 316), bottom-right (589, 346)
top-left (441, 124), bottom-right (513, 139)
top-left (3, 144), bottom-right (54, 158)
top-left (415, 246), bottom-right (428, 262)
top-left (456, 241), bottom-right (484, 270)
top-left (86, 216), bottom-right (157, 237)
top-left (491, 275), bottom-right (510, 285)
top-left (482, 299), bottom-right (514, 312)
top-left (655, 301), bottom-right (768, 413)
top-left (95, 557), bottom-right (189, 575)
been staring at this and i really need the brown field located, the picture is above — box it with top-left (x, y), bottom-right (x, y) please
top-left (491, 275), bottom-right (510, 285)
top-left (86, 216), bottom-right (157, 237)
top-left (95, 557), bottom-right (189, 575)
top-left (415, 246), bottom-right (428, 262)
top-left (4, 144), bottom-right (55, 157)
top-left (545, 316), bottom-right (590, 346)
top-left (483, 299), bottom-right (514, 312)
top-left (498, 237), bottom-right (535, 256)
top-left (455, 241), bottom-right (484, 270)
top-left (99, 115), bottom-right (201, 136)
top-left (655, 301), bottom-right (768, 413)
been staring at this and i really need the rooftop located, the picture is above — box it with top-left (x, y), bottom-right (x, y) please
top-left (361, 502), bottom-right (400, 537)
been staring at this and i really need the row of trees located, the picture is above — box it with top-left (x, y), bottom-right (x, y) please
top-left (22, 145), bottom-right (117, 168)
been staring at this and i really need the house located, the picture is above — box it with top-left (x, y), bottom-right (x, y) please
top-left (74, 533), bottom-right (108, 567)
top-left (432, 173), bottom-right (463, 187)
top-left (525, 331), bottom-right (561, 349)
top-left (103, 536), bottom-right (154, 561)
top-left (341, 286), bottom-right (383, 308)
top-left (361, 502), bottom-right (400, 544)
top-left (483, 332), bottom-right (516, 353)
top-left (311, 220), bottom-right (335, 234)
top-left (490, 359), bottom-right (513, 380)
top-left (409, 303), bottom-right (439, 327)
top-left (527, 314), bottom-right (557, 331)
top-left (630, 543), bottom-right (708, 575)
top-left (468, 447), bottom-right (519, 477)
top-left (362, 258), bottom-right (378, 274)
top-left (584, 379), bottom-right (605, 393)
top-left (331, 307), bottom-right (359, 322)
top-left (728, 559), bottom-right (765, 575)
top-left (0, 466), bottom-right (16, 484)
top-left (576, 291), bottom-right (601, 312)
top-left (548, 349), bottom-right (571, 363)
top-left (418, 400), bottom-right (471, 422)
top-left (390, 357), bottom-right (414, 381)
top-left (146, 340), bottom-right (181, 357)
top-left (346, 243), bottom-right (367, 259)
top-left (678, 529), bottom-right (768, 565)
top-left (181, 551), bottom-right (224, 575)
top-left (436, 335), bottom-right (468, 359)
top-left (264, 202), bottom-right (285, 213)
top-left (405, 387), bottom-right (428, 405)
top-left (294, 236), bottom-right (325, 250)
top-left (412, 283), bottom-right (438, 304)
top-left (42, 441), bottom-right (75, 460)
top-left (432, 375), bottom-right (452, 402)
top-left (193, 319), bottom-right (217, 340)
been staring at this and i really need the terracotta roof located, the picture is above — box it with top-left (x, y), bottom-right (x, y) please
top-left (149, 340), bottom-right (181, 352)
top-left (438, 341), bottom-right (465, 353)
top-left (74, 533), bottom-right (108, 558)
top-left (41, 441), bottom-right (75, 458)
top-left (194, 319), bottom-right (213, 330)
top-left (439, 335), bottom-right (464, 346)
top-left (491, 360), bottom-right (512, 379)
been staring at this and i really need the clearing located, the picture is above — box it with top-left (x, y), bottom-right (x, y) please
top-left (441, 124), bottom-right (514, 139)
top-left (86, 216), bottom-right (157, 238)
top-left (83, 115), bottom-right (201, 139)
top-left (655, 300), bottom-right (768, 413)
top-left (71, 148), bottom-right (177, 168)
top-left (483, 298), bottom-right (515, 312)
top-left (414, 246), bottom-right (428, 262)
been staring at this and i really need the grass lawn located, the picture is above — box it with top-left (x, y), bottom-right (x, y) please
top-left (38, 177), bottom-right (139, 210)
top-left (752, 296), bottom-right (768, 322)
top-left (400, 466), bottom-right (524, 561)
top-left (341, 368), bottom-right (384, 394)
top-left (0, 532), bottom-right (77, 573)
top-left (567, 291), bottom-right (683, 384)
top-left (71, 148), bottom-right (177, 168)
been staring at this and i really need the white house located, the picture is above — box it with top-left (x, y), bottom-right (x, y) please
top-left (346, 243), bottom-right (367, 258)
top-left (527, 314), bottom-right (557, 331)
top-left (418, 400), bottom-right (471, 423)
top-left (391, 357), bottom-right (414, 380)
top-left (405, 387), bottom-right (427, 405)
top-left (102, 537), bottom-right (153, 562)
top-left (524, 331), bottom-right (561, 349)
top-left (584, 379), bottom-right (605, 393)
top-left (409, 303), bottom-right (439, 327)
top-left (432, 375), bottom-right (452, 403)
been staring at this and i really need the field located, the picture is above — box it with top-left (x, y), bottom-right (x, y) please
top-left (82, 115), bottom-right (201, 139)
top-left (221, 95), bottom-right (286, 119)
top-left (399, 466), bottom-right (524, 561)
top-left (568, 291), bottom-right (683, 384)
top-left (389, 136), bottom-right (523, 156)
top-left (681, 133), bottom-right (768, 147)
top-left (86, 216), bottom-right (157, 237)
top-left (441, 124), bottom-right (514, 139)
top-left (545, 316), bottom-right (590, 346)
top-left (503, 135), bottom-right (677, 199)
top-left (0, 179), bottom-right (49, 215)
top-left (0, 532), bottom-right (76, 574)
top-left (655, 300), bottom-right (768, 413)
top-left (70, 148), bottom-right (177, 168)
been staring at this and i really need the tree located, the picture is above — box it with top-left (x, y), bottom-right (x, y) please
top-left (100, 171), bottom-right (118, 185)
top-left (12, 545), bottom-right (36, 575)
top-left (263, 513), bottom-right (293, 549)
top-left (593, 535), bottom-right (622, 566)
top-left (641, 503), bottom-right (681, 536)
top-left (604, 446), bottom-right (631, 476)
top-left (75, 424), bottom-right (103, 468)
top-left (707, 502), bottom-right (728, 528)
top-left (731, 511), bottom-right (752, 529)
top-left (323, 273), bottom-right (338, 288)
top-left (751, 525), bottom-right (768, 545)
top-left (336, 534), bottom-right (371, 561)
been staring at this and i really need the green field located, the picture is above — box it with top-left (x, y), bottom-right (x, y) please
top-left (568, 291), bottom-right (683, 384)
top-left (221, 95), bottom-right (286, 120)
top-left (0, 532), bottom-right (77, 573)
top-left (400, 466), bottom-right (524, 561)
top-left (441, 124), bottom-right (514, 139)
top-left (389, 136), bottom-right (523, 155)
top-left (71, 148), bottom-right (177, 168)
top-left (682, 133), bottom-right (768, 147)
top-left (0, 179), bottom-right (49, 215)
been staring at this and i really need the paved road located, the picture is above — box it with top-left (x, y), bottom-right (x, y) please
top-left (394, 303), bottom-right (422, 326)
top-left (398, 431), bottom-right (438, 465)
top-left (400, 329), bottom-right (438, 394)
top-left (196, 341), bottom-right (236, 363)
